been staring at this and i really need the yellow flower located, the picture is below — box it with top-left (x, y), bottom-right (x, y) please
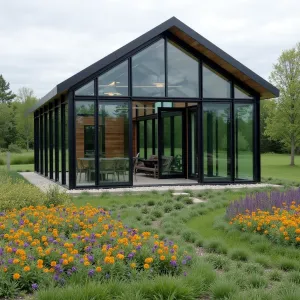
top-left (145, 257), bottom-right (153, 264)
top-left (62, 259), bottom-right (69, 266)
top-left (13, 273), bottom-right (21, 280)
top-left (95, 266), bottom-right (102, 272)
top-left (160, 255), bottom-right (165, 261)
top-left (50, 261), bottom-right (57, 267)
top-left (144, 263), bottom-right (150, 269)
top-left (23, 266), bottom-right (30, 272)
top-left (130, 263), bottom-right (136, 269)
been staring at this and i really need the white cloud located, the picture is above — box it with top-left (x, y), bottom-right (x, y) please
top-left (0, 0), bottom-right (299, 97)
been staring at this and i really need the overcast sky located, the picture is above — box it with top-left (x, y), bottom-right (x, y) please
top-left (0, 0), bottom-right (299, 98)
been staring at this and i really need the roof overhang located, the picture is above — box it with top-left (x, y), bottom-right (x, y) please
top-left (29, 17), bottom-right (279, 113)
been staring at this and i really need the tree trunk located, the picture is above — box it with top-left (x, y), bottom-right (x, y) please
top-left (26, 139), bottom-right (29, 152)
top-left (291, 139), bottom-right (295, 166)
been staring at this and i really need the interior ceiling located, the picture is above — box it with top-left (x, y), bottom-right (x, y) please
top-left (168, 26), bottom-right (273, 99)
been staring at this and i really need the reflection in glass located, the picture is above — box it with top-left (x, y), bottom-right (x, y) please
top-left (65, 105), bottom-right (69, 186)
top-left (146, 119), bottom-right (153, 158)
top-left (167, 41), bottom-right (199, 97)
top-left (234, 85), bottom-right (253, 99)
top-left (98, 102), bottom-right (130, 184)
top-left (235, 103), bottom-right (253, 180)
top-left (189, 110), bottom-right (198, 177)
top-left (139, 121), bottom-right (145, 158)
top-left (203, 103), bottom-right (231, 181)
top-left (75, 81), bottom-right (95, 96)
top-left (98, 61), bottom-right (128, 96)
top-left (75, 101), bottom-right (95, 186)
top-left (203, 65), bottom-right (230, 98)
top-left (132, 39), bottom-right (165, 97)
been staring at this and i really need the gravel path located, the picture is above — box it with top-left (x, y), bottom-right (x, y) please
top-left (20, 172), bottom-right (279, 194)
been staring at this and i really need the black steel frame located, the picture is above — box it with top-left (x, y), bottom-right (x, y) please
top-left (33, 31), bottom-right (262, 189)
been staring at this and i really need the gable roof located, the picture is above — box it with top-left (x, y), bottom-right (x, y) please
top-left (30, 17), bottom-right (279, 112)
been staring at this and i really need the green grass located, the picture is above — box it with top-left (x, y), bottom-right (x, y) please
top-left (0, 164), bottom-right (34, 172)
top-left (261, 153), bottom-right (300, 182)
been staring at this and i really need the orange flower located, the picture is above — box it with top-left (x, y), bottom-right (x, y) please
top-left (13, 273), bottom-right (21, 280)
top-left (95, 266), bottom-right (102, 272)
top-left (23, 266), bottom-right (30, 272)
top-left (144, 263), bottom-right (150, 269)
top-left (160, 255), bottom-right (165, 261)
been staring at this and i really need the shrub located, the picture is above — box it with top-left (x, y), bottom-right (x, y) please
top-left (204, 239), bottom-right (228, 254)
top-left (151, 210), bottom-right (163, 218)
top-left (11, 154), bottom-right (34, 165)
top-left (147, 200), bottom-right (155, 206)
top-left (210, 279), bottom-right (237, 299)
top-left (141, 207), bottom-right (149, 214)
top-left (44, 185), bottom-right (71, 207)
top-left (183, 197), bottom-right (194, 205)
top-left (0, 175), bottom-right (45, 211)
top-left (268, 269), bottom-right (283, 281)
top-left (181, 230), bottom-right (197, 243)
top-left (287, 271), bottom-right (300, 284)
top-left (0, 158), bottom-right (4, 165)
top-left (242, 262), bottom-right (264, 275)
top-left (229, 248), bottom-right (249, 262)
top-left (247, 274), bottom-right (268, 288)
top-left (206, 254), bottom-right (230, 270)
top-left (278, 258), bottom-right (298, 271)
top-left (163, 204), bottom-right (173, 213)
top-left (8, 144), bottom-right (22, 153)
top-left (253, 254), bottom-right (272, 268)
top-left (174, 202), bottom-right (184, 210)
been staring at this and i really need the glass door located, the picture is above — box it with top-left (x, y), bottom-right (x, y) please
top-left (158, 108), bottom-right (186, 178)
top-left (188, 107), bottom-right (198, 179)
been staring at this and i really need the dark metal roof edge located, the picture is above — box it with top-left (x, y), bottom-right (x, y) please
top-left (30, 16), bottom-right (279, 112)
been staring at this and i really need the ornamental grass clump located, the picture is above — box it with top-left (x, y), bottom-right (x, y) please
top-left (0, 205), bottom-right (192, 296)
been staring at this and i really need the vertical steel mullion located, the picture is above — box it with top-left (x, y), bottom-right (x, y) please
top-left (44, 110), bottom-right (48, 177)
top-left (40, 112), bottom-right (43, 174)
top-left (61, 103), bottom-right (66, 185)
top-left (35, 117), bottom-right (39, 172)
top-left (170, 116), bottom-right (174, 157)
top-left (128, 99), bottom-right (133, 186)
top-left (231, 101), bottom-right (235, 183)
top-left (152, 119), bottom-right (155, 155)
top-left (198, 102), bottom-right (203, 183)
top-left (55, 105), bottom-right (59, 181)
top-left (254, 98), bottom-right (260, 181)
top-left (49, 109), bottom-right (53, 179)
top-left (144, 105), bottom-right (147, 158)
top-left (95, 79), bottom-right (99, 186)
top-left (68, 92), bottom-right (76, 189)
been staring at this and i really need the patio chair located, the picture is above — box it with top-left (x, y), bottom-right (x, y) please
top-left (76, 159), bottom-right (89, 182)
top-left (115, 158), bottom-right (129, 181)
top-left (99, 159), bottom-right (117, 181)
top-left (161, 156), bottom-right (173, 176)
top-left (134, 155), bottom-right (159, 179)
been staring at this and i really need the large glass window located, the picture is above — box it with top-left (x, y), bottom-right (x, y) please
top-left (75, 81), bottom-right (95, 96)
top-left (138, 121), bottom-right (145, 158)
top-left (58, 107), bottom-right (62, 184)
top-left (203, 65), bottom-right (231, 98)
top-left (235, 103), bottom-right (253, 180)
top-left (132, 39), bottom-right (165, 97)
top-left (65, 105), bottom-right (69, 186)
top-left (98, 61), bottom-right (128, 96)
top-left (167, 41), bottom-right (199, 97)
top-left (98, 102), bottom-right (130, 184)
top-left (234, 85), bottom-right (253, 99)
top-left (75, 101), bottom-right (95, 186)
top-left (203, 103), bottom-right (231, 181)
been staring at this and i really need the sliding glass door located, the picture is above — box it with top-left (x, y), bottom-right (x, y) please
top-left (158, 108), bottom-right (186, 178)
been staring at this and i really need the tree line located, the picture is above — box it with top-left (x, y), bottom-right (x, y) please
top-left (0, 75), bottom-right (37, 152)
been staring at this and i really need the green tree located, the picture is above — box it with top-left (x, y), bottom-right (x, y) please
top-left (0, 103), bottom-right (17, 148)
top-left (265, 43), bottom-right (300, 165)
top-left (15, 87), bottom-right (38, 150)
top-left (0, 74), bottom-right (16, 103)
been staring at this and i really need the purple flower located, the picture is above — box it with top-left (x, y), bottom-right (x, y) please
top-left (71, 266), bottom-right (77, 272)
top-left (182, 259), bottom-right (187, 265)
top-left (88, 269), bottom-right (95, 277)
top-left (32, 283), bottom-right (38, 290)
top-left (8, 258), bottom-right (13, 264)
top-left (87, 255), bottom-right (94, 262)
top-left (0, 248), bottom-right (3, 256)
top-left (183, 272), bottom-right (187, 276)
top-left (170, 260), bottom-right (177, 267)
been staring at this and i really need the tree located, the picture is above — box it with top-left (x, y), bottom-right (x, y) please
top-left (15, 87), bottom-right (38, 151)
top-left (0, 103), bottom-right (17, 148)
top-left (0, 74), bottom-right (16, 103)
top-left (265, 43), bottom-right (300, 165)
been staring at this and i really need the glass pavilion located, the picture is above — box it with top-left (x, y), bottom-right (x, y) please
top-left (30, 17), bottom-right (279, 189)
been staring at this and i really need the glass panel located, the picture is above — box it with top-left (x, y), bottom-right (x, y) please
top-left (39, 115), bottom-right (43, 174)
top-left (75, 81), bottom-right (95, 96)
top-left (234, 85), bottom-right (253, 99)
top-left (189, 110), bottom-right (198, 177)
top-left (139, 121), bottom-right (145, 158)
top-left (203, 103), bottom-right (231, 181)
top-left (146, 119), bottom-right (153, 158)
top-left (98, 61), bottom-right (128, 96)
top-left (132, 39), bottom-right (165, 97)
top-left (98, 102), bottom-right (130, 184)
top-left (52, 111), bottom-right (55, 176)
top-left (75, 101), bottom-right (95, 186)
top-left (167, 41), bottom-right (199, 97)
top-left (235, 103), bottom-right (253, 180)
top-left (160, 110), bottom-right (184, 177)
top-left (203, 65), bottom-right (230, 98)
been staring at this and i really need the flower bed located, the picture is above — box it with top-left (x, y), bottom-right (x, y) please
top-left (229, 202), bottom-right (300, 246)
top-left (0, 205), bottom-right (191, 295)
